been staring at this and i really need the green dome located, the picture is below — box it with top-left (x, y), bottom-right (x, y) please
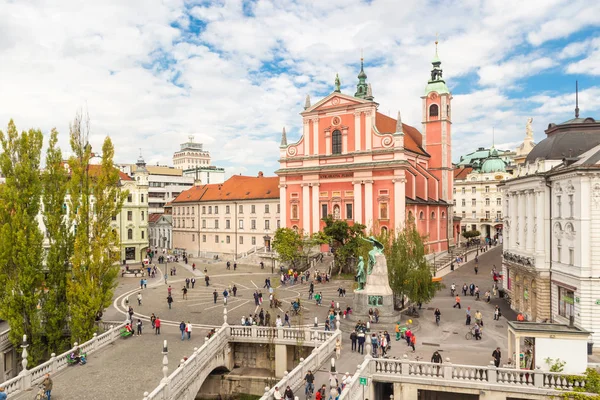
top-left (481, 157), bottom-right (506, 173)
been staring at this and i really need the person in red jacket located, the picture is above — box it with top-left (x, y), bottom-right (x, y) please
top-left (155, 317), bottom-right (161, 335)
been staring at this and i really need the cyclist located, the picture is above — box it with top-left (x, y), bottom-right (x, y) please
top-left (304, 370), bottom-right (315, 397)
top-left (434, 308), bottom-right (441, 325)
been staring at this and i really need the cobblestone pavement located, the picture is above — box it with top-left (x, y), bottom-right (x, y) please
top-left (17, 247), bottom-right (511, 399)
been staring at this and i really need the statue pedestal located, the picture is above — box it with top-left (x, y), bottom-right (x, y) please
top-left (351, 253), bottom-right (400, 323)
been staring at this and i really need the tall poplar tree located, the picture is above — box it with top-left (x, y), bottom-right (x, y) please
top-left (0, 120), bottom-right (46, 363)
top-left (41, 128), bottom-right (73, 353)
top-left (67, 114), bottom-right (126, 342)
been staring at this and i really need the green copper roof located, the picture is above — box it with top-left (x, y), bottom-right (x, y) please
top-left (481, 157), bottom-right (507, 173)
top-left (424, 80), bottom-right (450, 95)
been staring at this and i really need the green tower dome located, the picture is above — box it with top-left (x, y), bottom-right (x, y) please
top-left (481, 156), bottom-right (506, 173)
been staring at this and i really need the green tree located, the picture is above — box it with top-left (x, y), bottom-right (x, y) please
top-left (462, 230), bottom-right (480, 239)
top-left (41, 128), bottom-right (73, 354)
top-left (272, 228), bottom-right (303, 268)
top-left (67, 114), bottom-right (127, 342)
top-left (0, 120), bottom-right (46, 363)
top-left (322, 216), bottom-right (366, 273)
top-left (385, 221), bottom-right (436, 308)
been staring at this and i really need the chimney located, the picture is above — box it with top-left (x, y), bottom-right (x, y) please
top-left (258, 171), bottom-right (264, 178)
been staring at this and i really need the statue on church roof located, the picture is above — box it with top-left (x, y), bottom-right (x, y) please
top-left (526, 117), bottom-right (534, 139)
top-left (334, 73), bottom-right (341, 93)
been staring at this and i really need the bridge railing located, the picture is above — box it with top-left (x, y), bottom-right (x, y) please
top-left (259, 329), bottom-right (341, 400)
top-left (228, 325), bottom-right (336, 345)
top-left (339, 356), bottom-right (590, 399)
top-left (0, 322), bottom-right (126, 396)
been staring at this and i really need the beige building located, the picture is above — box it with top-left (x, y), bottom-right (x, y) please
top-left (172, 173), bottom-right (280, 258)
top-left (173, 136), bottom-right (211, 170)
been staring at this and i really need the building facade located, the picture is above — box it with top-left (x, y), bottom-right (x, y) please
top-left (453, 146), bottom-right (511, 240)
top-left (148, 213), bottom-right (173, 251)
top-left (501, 112), bottom-right (600, 346)
top-left (277, 52), bottom-right (454, 251)
top-left (171, 173), bottom-right (280, 258)
top-left (182, 165), bottom-right (225, 185)
top-left (173, 136), bottom-right (211, 170)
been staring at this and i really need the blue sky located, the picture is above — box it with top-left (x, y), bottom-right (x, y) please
top-left (1, 0), bottom-right (599, 177)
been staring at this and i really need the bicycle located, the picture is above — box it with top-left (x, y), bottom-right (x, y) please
top-left (435, 315), bottom-right (440, 326)
top-left (33, 384), bottom-right (48, 400)
top-left (465, 326), bottom-right (482, 340)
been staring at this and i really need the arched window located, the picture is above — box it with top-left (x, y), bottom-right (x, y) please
top-left (332, 130), bottom-right (342, 154)
top-left (429, 104), bottom-right (439, 118)
top-left (408, 211), bottom-right (413, 221)
top-left (127, 229), bottom-right (133, 240)
top-left (292, 225), bottom-right (299, 232)
top-left (381, 226), bottom-right (388, 235)
top-left (419, 211), bottom-right (424, 220)
top-left (441, 212), bottom-right (446, 219)
top-left (431, 212), bottom-right (435, 219)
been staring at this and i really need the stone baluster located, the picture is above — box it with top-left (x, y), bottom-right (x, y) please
top-left (91, 333), bottom-right (98, 352)
top-left (251, 325), bottom-right (257, 338)
top-left (401, 354), bottom-right (409, 376)
top-left (161, 340), bottom-right (169, 385)
top-left (263, 386), bottom-right (270, 398)
top-left (533, 367), bottom-right (543, 388)
top-left (143, 391), bottom-right (149, 400)
top-left (20, 334), bottom-right (32, 391)
top-left (277, 326), bottom-right (282, 340)
top-left (49, 353), bottom-right (57, 374)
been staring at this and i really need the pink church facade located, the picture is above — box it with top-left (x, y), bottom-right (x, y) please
top-left (277, 54), bottom-right (455, 252)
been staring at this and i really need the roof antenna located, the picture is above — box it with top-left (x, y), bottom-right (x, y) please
top-left (575, 80), bottom-right (580, 118)
top-left (492, 127), bottom-right (495, 147)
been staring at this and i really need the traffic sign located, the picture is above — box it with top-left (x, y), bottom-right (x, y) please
top-left (359, 377), bottom-right (367, 386)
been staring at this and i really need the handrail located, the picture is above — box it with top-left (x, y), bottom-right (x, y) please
top-left (0, 322), bottom-right (126, 396)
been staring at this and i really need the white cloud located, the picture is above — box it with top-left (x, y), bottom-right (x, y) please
top-left (566, 39), bottom-right (600, 75)
top-left (0, 0), bottom-right (599, 177)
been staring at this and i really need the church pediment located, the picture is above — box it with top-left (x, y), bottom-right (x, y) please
top-left (302, 93), bottom-right (372, 114)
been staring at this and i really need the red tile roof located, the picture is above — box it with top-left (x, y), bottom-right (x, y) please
top-left (454, 167), bottom-right (473, 180)
top-left (375, 112), bottom-right (427, 156)
top-left (173, 174), bottom-right (279, 203)
top-left (148, 213), bottom-right (162, 223)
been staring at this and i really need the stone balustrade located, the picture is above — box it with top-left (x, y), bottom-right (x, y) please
top-left (228, 325), bottom-right (335, 345)
top-left (0, 322), bottom-right (126, 397)
top-left (339, 356), bottom-right (591, 400)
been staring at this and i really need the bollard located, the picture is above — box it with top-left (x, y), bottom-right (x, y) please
top-left (331, 357), bottom-right (336, 372)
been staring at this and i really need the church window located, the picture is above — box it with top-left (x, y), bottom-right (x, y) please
top-left (239, 236), bottom-right (244, 244)
top-left (346, 203), bottom-right (353, 220)
top-left (265, 220), bottom-right (270, 230)
top-left (226, 220), bottom-right (230, 229)
top-left (239, 220), bottom-right (244, 229)
top-left (215, 235), bottom-right (219, 243)
top-left (127, 229), bottom-right (133, 240)
top-left (214, 206), bottom-right (218, 214)
top-left (485, 198), bottom-right (490, 206)
top-left (485, 186), bottom-right (490, 193)
top-left (202, 206), bottom-right (206, 214)
top-left (291, 204), bottom-right (298, 220)
top-left (141, 211), bottom-right (145, 220)
top-left (251, 220), bottom-right (256, 229)
top-left (239, 205), bottom-right (244, 214)
top-left (251, 205), bottom-right (256, 214)
top-left (332, 130), bottom-right (342, 154)
top-left (408, 211), bottom-right (413, 221)
top-left (419, 211), bottom-right (424, 220)
top-left (226, 236), bottom-right (230, 244)
top-left (429, 104), bottom-right (439, 118)
top-left (472, 198), bottom-right (476, 206)
top-left (431, 212), bottom-right (435, 219)
top-left (558, 286), bottom-right (574, 318)
top-left (441, 212), bottom-right (445, 219)
top-left (202, 220), bottom-right (206, 228)
top-left (141, 194), bottom-right (144, 203)
top-left (215, 220), bottom-right (219, 229)
top-left (568, 194), bottom-right (573, 218)
top-left (208, 206), bottom-right (212, 214)
top-left (202, 235), bottom-right (206, 242)
top-left (277, 204), bottom-right (280, 214)
top-left (252, 237), bottom-right (256, 245)
top-left (380, 203), bottom-right (388, 219)
top-left (321, 204), bottom-right (328, 218)
top-left (127, 211), bottom-right (133, 221)
top-left (226, 205), bottom-right (230, 214)
top-left (381, 226), bottom-right (388, 235)
top-left (265, 205), bottom-right (270, 213)
top-left (127, 194), bottom-right (132, 203)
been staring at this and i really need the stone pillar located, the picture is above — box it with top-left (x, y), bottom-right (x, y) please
top-left (312, 118), bottom-right (319, 155)
top-left (481, 392), bottom-right (508, 400)
top-left (394, 178), bottom-right (405, 232)
top-left (365, 111), bottom-right (372, 150)
top-left (302, 184), bottom-right (310, 232)
top-left (364, 180), bottom-right (373, 231)
top-left (312, 184), bottom-right (320, 235)
top-left (279, 184), bottom-right (287, 226)
top-left (274, 344), bottom-right (287, 378)
top-left (394, 383), bottom-right (418, 400)
top-left (354, 112), bottom-right (362, 152)
top-left (535, 189), bottom-right (544, 257)
top-left (519, 191), bottom-right (526, 250)
top-left (526, 191), bottom-right (535, 252)
top-left (354, 182), bottom-right (363, 224)
top-left (305, 118), bottom-right (311, 155)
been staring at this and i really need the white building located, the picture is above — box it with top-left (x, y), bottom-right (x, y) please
top-left (148, 213), bottom-right (173, 251)
top-left (173, 136), bottom-right (211, 170)
top-left (172, 173), bottom-right (280, 258)
top-left (501, 112), bottom-right (600, 348)
top-left (453, 146), bottom-right (512, 240)
top-left (182, 165), bottom-right (225, 185)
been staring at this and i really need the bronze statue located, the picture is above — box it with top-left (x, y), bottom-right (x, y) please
top-left (362, 236), bottom-right (384, 275)
top-left (355, 256), bottom-right (366, 290)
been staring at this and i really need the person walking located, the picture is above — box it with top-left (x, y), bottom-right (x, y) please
top-left (186, 321), bottom-right (192, 340)
top-left (335, 337), bottom-right (342, 359)
top-left (43, 373), bottom-right (53, 400)
top-left (474, 310), bottom-right (483, 327)
top-left (284, 311), bottom-right (291, 327)
top-left (137, 292), bottom-right (142, 306)
top-left (167, 294), bottom-right (173, 309)
top-left (180, 321), bottom-right (186, 341)
top-left (136, 319), bottom-right (143, 336)
top-left (168, 285), bottom-right (172, 297)
top-left (453, 295), bottom-right (461, 309)
top-left (466, 307), bottom-right (471, 325)
top-left (223, 289), bottom-right (229, 305)
top-left (494, 306), bottom-right (501, 320)
top-left (182, 286), bottom-right (188, 300)
top-left (462, 283), bottom-right (468, 296)
top-left (128, 306), bottom-right (134, 322)
top-left (151, 313), bottom-right (156, 329)
top-left (155, 317), bottom-right (161, 334)
top-left (213, 289), bottom-right (218, 304)
top-left (474, 323), bottom-right (481, 340)
top-left (395, 321), bottom-right (402, 340)
top-left (191, 277), bottom-right (196, 288)
top-left (357, 330), bottom-right (366, 355)
top-left (492, 347), bottom-right (502, 367)
top-left (410, 333), bottom-right (416, 352)
top-left (205, 274), bottom-right (210, 286)
top-left (405, 328), bottom-right (412, 346)
top-left (233, 262), bottom-right (237, 271)
top-left (233, 285), bottom-right (238, 297)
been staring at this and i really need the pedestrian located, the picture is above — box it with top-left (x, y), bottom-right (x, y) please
top-left (453, 295), bottom-right (461, 309)
top-left (275, 315), bottom-right (282, 327)
top-left (223, 289), bottom-right (229, 305)
top-left (492, 347), bottom-right (502, 367)
top-left (410, 334), bottom-right (416, 352)
top-left (265, 311), bottom-right (271, 326)
top-left (474, 264), bottom-right (479, 275)
top-left (227, 261), bottom-right (231, 270)
top-left (234, 262), bottom-right (237, 271)
top-left (144, 278), bottom-right (147, 289)
top-left (335, 337), bottom-right (342, 359)
top-left (395, 321), bottom-right (402, 340)
top-left (494, 306), bottom-right (500, 320)
top-left (274, 386), bottom-right (282, 400)
top-left (136, 319), bottom-right (143, 336)
top-left (167, 295), bottom-right (173, 309)
top-left (357, 330), bottom-right (365, 354)
top-left (466, 307), bottom-right (471, 325)
top-left (128, 306), bottom-right (134, 322)
top-left (168, 285), bottom-right (172, 296)
top-left (186, 321), bottom-right (192, 340)
top-left (205, 275), bottom-right (210, 286)
top-left (182, 286), bottom-right (188, 300)
top-left (475, 310), bottom-right (483, 327)
top-left (469, 283), bottom-right (475, 296)
top-left (213, 290), bottom-right (218, 304)
top-left (164, 273), bottom-right (168, 284)
top-left (140, 278), bottom-right (144, 289)
top-left (43, 373), bottom-right (53, 400)
top-left (233, 285), bottom-right (237, 296)
top-left (350, 331), bottom-right (357, 352)
top-left (137, 292), bottom-right (142, 306)
top-left (284, 311), bottom-right (291, 327)
top-left (180, 321), bottom-right (186, 340)
top-left (462, 283), bottom-right (468, 296)
top-left (151, 313), bottom-right (156, 329)
top-left (405, 328), bottom-right (412, 346)
top-left (191, 278), bottom-right (196, 288)
top-left (284, 386), bottom-right (294, 400)
top-left (186, 278), bottom-right (190, 289)
top-left (474, 323), bottom-right (481, 340)
top-left (0, 387), bottom-right (6, 400)
top-left (155, 317), bottom-right (161, 334)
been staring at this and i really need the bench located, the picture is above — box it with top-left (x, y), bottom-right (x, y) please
top-left (121, 269), bottom-right (145, 278)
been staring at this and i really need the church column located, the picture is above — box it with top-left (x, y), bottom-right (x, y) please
top-left (303, 119), bottom-right (310, 154)
top-left (509, 192), bottom-right (517, 249)
top-left (354, 111), bottom-right (362, 152)
top-left (279, 184), bottom-right (287, 226)
top-left (302, 184), bottom-right (310, 232)
top-left (394, 178), bottom-right (406, 232)
top-left (354, 181), bottom-right (363, 224)
top-left (311, 117), bottom-right (319, 155)
top-left (364, 180), bottom-right (374, 230)
top-left (535, 189), bottom-right (544, 257)
top-left (311, 183), bottom-right (320, 234)
top-left (304, 118), bottom-right (311, 155)
top-left (365, 111), bottom-right (372, 150)
top-left (518, 191), bottom-right (526, 250)
top-left (526, 190), bottom-right (535, 252)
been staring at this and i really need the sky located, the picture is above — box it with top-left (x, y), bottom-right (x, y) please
top-left (1, 0), bottom-right (600, 178)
